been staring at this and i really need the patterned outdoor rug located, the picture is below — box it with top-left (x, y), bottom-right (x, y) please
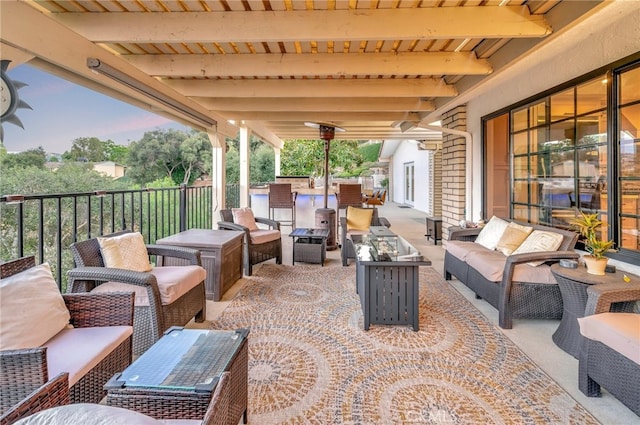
top-left (209, 264), bottom-right (598, 424)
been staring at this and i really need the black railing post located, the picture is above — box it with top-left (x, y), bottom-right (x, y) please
top-left (179, 183), bottom-right (187, 232)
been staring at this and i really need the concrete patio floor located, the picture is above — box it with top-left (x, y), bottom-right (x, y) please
top-left (203, 195), bottom-right (638, 424)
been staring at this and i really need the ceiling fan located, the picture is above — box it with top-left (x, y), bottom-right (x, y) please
top-left (304, 121), bottom-right (346, 209)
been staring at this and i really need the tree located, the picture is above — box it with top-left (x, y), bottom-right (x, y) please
top-left (126, 129), bottom-right (212, 185)
top-left (280, 139), bottom-right (363, 177)
top-left (1, 146), bottom-right (47, 169)
top-left (104, 140), bottom-right (129, 164)
top-left (63, 137), bottom-right (109, 162)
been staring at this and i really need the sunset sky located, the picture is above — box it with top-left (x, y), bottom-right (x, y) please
top-left (2, 64), bottom-right (190, 154)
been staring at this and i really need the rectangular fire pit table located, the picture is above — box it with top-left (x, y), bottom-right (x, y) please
top-left (105, 327), bottom-right (248, 424)
top-left (350, 226), bottom-right (431, 331)
top-left (289, 227), bottom-right (330, 265)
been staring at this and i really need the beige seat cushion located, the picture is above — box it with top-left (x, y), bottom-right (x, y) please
top-left (250, 229), bottom-right (281, 244)
top-left (91, 265), bottom-right (206, 306)
top-left (0, 263), bottom-right (71, 351)
top-left (446, 240), bottom-right (492, 262)
top-left (578, 312), bottom-right (640, 366)
top-left (14, 403), bottom-right (161, 425)
top-left (44, 326), bottom-right (133, 386)
top-left (465, 249), bottom-right (556, 284)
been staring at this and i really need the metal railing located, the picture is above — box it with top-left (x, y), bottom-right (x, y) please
top-left (0, 184), bottom-right (213, 290)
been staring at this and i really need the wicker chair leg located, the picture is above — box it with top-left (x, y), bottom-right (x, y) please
top-left (578, 346), bottom-right (601, 397)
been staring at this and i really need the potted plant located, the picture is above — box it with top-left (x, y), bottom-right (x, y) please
top-left (569, 210), bottom-right (615, 275)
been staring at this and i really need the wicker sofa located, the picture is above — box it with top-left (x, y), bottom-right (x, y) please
top-left (444, 219), bottom-right (579, 329)
top-left (0, 256), bottom-right (133, 420)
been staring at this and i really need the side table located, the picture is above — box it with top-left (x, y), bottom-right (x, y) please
top-left (289, 228), bottom-right (330, 265)
top-left (106, 327), bottom-right (248, 425)
top-left (156, 229), bottom-right (244, 301)
top-left (550, 264), bottom-right (638, 358)
top-left (425, 216), bottom-right (443, 245)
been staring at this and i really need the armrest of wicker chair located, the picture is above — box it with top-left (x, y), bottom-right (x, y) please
top-left (0, 347), bottom-right (49, 413)
top-left (448, 226), bottom-right (482, 241)
top-left (584, 281), bottom-right (640, 316)
top-left (498, 250), bottom-right (581, 329)
top-left (63, 292), bottom-right (134, 328)
top-left (145, 245), bottom-right (202, 266)
top-left (0, 372), bottom-right (69, 425)
top-left (218, 221), bottom-right (251, 234)
top-left (255, 217), bottom-right (281, 230)
top-left (67, 267), bottom-right (163, 334)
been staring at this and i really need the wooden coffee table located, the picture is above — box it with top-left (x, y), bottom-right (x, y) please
top-left (156, 229), bottom-right (244, 301)
top-left (105, 327), bottom-right (248, 424)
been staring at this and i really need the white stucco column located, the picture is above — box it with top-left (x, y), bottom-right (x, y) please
top-left (206, 130), bottom-right (226, 222)
top-left (239, 125), bottom-right (250, 207)
top-left (274, 147), bottom-right (281, 177)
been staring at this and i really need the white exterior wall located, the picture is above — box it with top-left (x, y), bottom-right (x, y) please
top-left (390, 141), bottom-right (430, 213)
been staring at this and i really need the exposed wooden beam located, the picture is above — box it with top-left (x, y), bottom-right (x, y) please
top-left (127, 52), bottom-right (491, 78)
top-left (164, 78), bottom-right (457, 98)
top-left (217, 111), bottom-right (424, 121)
top-left (195, 97), bottom-right (434, 112)
top-left (56, 7), bottom-right (550, 43)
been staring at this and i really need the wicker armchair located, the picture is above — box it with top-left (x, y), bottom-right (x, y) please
top-left (340, 207), bottom-right (391, 266)
top-left (68, 231), bottom-right (206, 355)
top-left (336, 184), bottom-right (363, 229)
top-left (0, 372), bottom-right (69, 425)
top-left (0, 256), bottom-right (133, 411)
top-left (218, 209), bottom-right (282, 276)
top-left (363, 189), bottom-right (386, 206)
top-left (578, 280), bottom-right (640, 416)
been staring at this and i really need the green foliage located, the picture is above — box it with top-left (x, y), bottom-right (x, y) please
top-left (1, 146), bottom-right (47, 169)
top-left (251, 144), bottom-right (275, 183)
top-left (224, 135), bottom-right (275, 184)
top-left (225, 142), bottom-right (240, 184)
top-left (569, 210), bottom-right (615, 259)
top-left (359, 142), bottom-right (381, 162)
top-left (126, 129), bottom-right (211, 185)
top-left (63, 137), bottom-right (108, 162)
top-left (62, 137), bottom-right (128, 164)
top-left (280, 139), bottom-right (363, 178)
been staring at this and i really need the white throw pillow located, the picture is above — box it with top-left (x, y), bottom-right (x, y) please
top-left (0, 263), bottom-right (71, 350)
top-left (512, 230), bottom-right (564, 266)
top-left (474, 216), bottom-right (509, 250)
top-left (98, 232), bottom-right (152, 272)
top-left (232, 207), bottom-right (259, 231)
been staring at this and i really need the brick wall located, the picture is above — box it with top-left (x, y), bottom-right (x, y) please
top-left (441, 105), bottom-right (467, 241)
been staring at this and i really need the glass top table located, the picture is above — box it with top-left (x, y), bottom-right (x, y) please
top-left (352, 226), bottom-right (428, 264)
top-left (114, 327), bottom-right (246, 392)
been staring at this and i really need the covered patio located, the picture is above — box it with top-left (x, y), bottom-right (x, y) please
top-left (2, 0), bottom-right (640, 423)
